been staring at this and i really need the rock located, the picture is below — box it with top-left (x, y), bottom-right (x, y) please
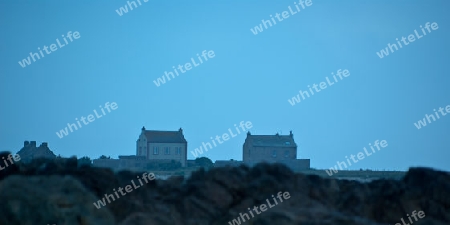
top-left (0, 151), bottom-right (20, 181)
top-left (0, 175), bottom-right (115, 225)
top-left (0, 158), bottom-right (449, 225)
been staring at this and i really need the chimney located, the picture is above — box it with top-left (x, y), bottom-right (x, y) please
top-left (247, 131), bottom-right (251, 137)
top-left (142, 126), bottom-right (145, 131)
top-left (290, 130), bottom-right (293, 137)
top-left (179, 127), bottom-right (183, 133)
top-left (40, 142), bottom-right (48, 148)
top-left (30, 141), bottom-right (36, 147)
top-left (24, 141), bottom-right (29, 147)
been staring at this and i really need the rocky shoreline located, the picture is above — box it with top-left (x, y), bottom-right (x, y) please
top-left (0, 153), bottom-right (448, 225)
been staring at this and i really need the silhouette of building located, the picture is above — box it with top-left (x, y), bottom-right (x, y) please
top-left (17, 141), bottom-right (57, 163)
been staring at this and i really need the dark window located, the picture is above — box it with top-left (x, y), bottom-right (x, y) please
top-left (165, 147), bottom-right (170, 155)
top-left (272, 150), bottom-right (277, 157)
top-left (153, 147), bottom-right (159, 155)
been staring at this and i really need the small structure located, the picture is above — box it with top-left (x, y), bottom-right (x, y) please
top-left (214, 159), bottom-right (244, 167)
top-left (17, 141), bottom-right (56, 163)
top-left (93, 155), bottom-right (148, 172)
top-left (92, 158), bottom-right (120, 170)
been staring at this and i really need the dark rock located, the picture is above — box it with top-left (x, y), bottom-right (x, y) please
top-left (0, 158), bottom-right (449, 225)
top-left (0, 151), bottom-right (20, 180)
top-left (0, 175), bottom-right (115, 225)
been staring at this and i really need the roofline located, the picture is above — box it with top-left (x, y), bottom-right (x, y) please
top-left (144, 130), bottom-right (182, 132)
top-left (247, 134), bottom-right (292, 136)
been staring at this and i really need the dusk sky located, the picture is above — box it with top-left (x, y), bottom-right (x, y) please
top-left (1, 0), bottom-right (449, 171)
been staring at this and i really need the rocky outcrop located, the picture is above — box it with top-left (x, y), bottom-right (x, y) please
top-left (0, 151), bottom-right (448, 225)
top-left (0, 175), bottom-right (115, 225)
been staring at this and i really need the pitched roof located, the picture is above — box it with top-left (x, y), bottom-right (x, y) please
top-left (246, 134), bottom-right (297, 147)
top-left (143, 130), bottom-right (187, 143)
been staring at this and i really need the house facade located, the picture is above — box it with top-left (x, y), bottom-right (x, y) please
top-left (136, 126), bottom-right (188, 167)
top-left (242, 131), bottom-right (310, 171)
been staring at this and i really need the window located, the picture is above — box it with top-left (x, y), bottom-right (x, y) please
top-left (272, 150), bottom-right (277, 157)
top-left (175, 147), bottom-right (181, 155)
top-left (284, 150), bottom-right (289, 157)
top-left (153, 147), bottom-right (159, 155)
top-left (165, 147), bottom-right (170, 155)
top-left (285, 141), bottom-right (290, 145)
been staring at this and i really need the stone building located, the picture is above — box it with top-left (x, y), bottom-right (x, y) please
top-left (16, 141), bottom-right (57, 163)
top-left (242, 131), bottom-right (310, 171)
top-left (136, 126), bottom-right (188, 167)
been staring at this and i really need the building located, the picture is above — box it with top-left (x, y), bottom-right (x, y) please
top-left (95, 128), bottom-right (310, 172)
top-left (92, 158), bottom-right (120, 170)
top-left (16, 141), bottom-right (57, 163)
top-left (242, 131), bottom-right (310, 171)
top-left (93, 126), bottom-right (189, 171)
top-left (93, 155), bottom-right (155, 172)
top-left (117, 155), bottom-right (147, 171)
top-left (136, 126), bottom-right (188, 167)
top-left (243, 131), bottom-right (297, 165)
top-left (214, 159), bottom-right (243, 167)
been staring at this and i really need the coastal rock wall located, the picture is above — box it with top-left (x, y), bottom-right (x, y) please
top-left (0, 154), bottom-right (448, 225)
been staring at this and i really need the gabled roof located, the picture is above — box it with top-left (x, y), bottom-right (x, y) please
top-left (143, 129), bottom-right (187, 143)
top-left (246, 134), bottom-right (297, 147)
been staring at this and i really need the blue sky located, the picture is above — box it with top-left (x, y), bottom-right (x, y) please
top-left (1, 0), bottom-right (449, 171)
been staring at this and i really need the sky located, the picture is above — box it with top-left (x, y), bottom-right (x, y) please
top-left (1, 0), bottom-right (449, 172)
